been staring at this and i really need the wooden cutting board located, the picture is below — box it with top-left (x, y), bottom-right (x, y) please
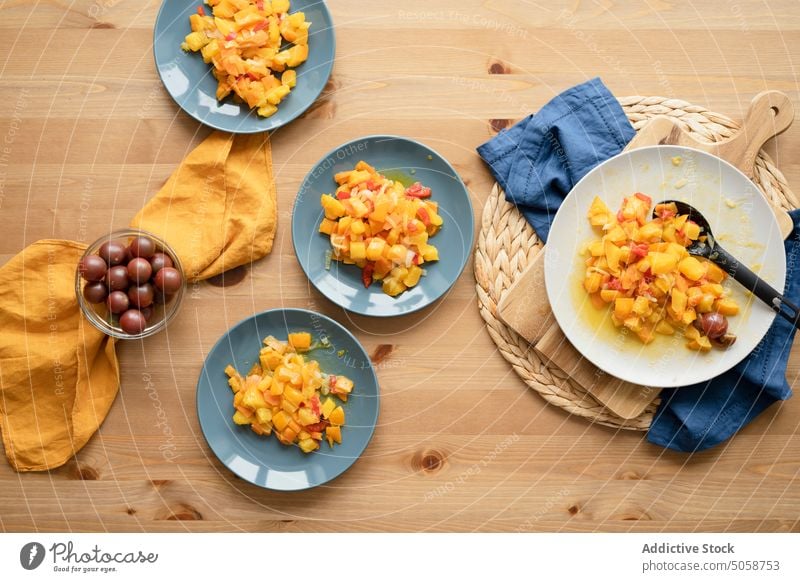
top-left (498, 90), bottom-right (795, 420)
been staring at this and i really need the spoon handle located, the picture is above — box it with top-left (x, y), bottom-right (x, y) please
top-left (711, 246), bottom-right (800, 329)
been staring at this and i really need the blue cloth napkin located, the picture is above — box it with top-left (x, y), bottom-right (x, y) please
top-left (477, 78), bottom-right (797, 452)
top-left (477, 77), bottom-right (635, 243)
top-left (648, 214), bottom-right (800, 451)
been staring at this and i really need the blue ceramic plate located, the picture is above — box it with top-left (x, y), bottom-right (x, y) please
top-left (153, 0), bottom-right (335, 133)
top-left (292, 135), bottom-right (474, 316)
top-left (196, 309), bottom-right (379, 491)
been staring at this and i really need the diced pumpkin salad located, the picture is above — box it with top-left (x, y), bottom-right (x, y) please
top-left (583, 194), bottom-right (739, 351)
top-left (319, 160), bottom-right (443, 297)
top-left (226, 332), bottom-right (352, 453)
top-left (181, 0), bottom-right (310, 118)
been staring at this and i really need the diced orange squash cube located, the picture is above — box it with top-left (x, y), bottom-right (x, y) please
top-left (272, 410), bottom-right (290, 431)
top-left (326, 425), bottom-right (342, 446)
top-left (584, 272), bottom-right (602, 294)
top-left (321, 397), bottom-right (336, 419)
top-left (604, 240), bottom-right (624, 273)
top-left (321, 194), bottom-right (346, 219)
top-left (678, 256), bottom-right (706, 281)
top-left (281, 69), bottom-right (297, 88)
top-left (697, 294), bottom-right (715, 313)
top-left (403, 265), bottom-right (423, 287)
top-left (255, 407), bottom-right (272, 425)
top-left (605, 225), bottom-right (627, 244)
top-left (671, 289), bottom-right (687, 316)
top-left (420, 244), bottom-right (439, 262)
top-left (632, 296), bottom-right (651, 316)
top-left (298, 438), bottom-right (318, 453)
top-left (655, 320), bottom-right (675, 335)
top-left (701, 282), bottom-right (724, 297)
top-left (242, 388), bottom-right (267, 410)
top-left (334, 376), bottom-right (354, 394)
top-left (588, 196), bottom-right (612, 226)
top-left (705, 262), bottom-right (726, 283)
top-left (683, 221), bottom-right (701, 240)
top-left (716, 298), bottom-right (739, 316)
top-left (298, 407), bottom-right (319, 426)
top-left (614, 298), bottom-right (635, 319)
top-left (233, 410), bottom-right (252, 425)
top-left (388, 244), bottom-right (407, 263)
top-left (288, 332), bottom-right (312, 350)
top-left (328, 406), bottom-right (345, 426)
top-left (600, 289), bottom-right (619, 302)
top-left (349, 241), bottom-right (366, 260)
top-left (319, 218), bottom-right (336, 235)
top-left (636, 221), bottom-right (663, 242)
top-left (650, 252), bottom-right (679, 275)
top-left (366, 238), bottom-right (387, 261)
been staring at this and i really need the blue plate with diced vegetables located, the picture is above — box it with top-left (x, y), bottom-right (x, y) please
top-left (153, 0), bottom-right (335, 133)
top-left (196, 308), bottom-right (379, 491)
top-left (291, 135), bottom-right (475, 317)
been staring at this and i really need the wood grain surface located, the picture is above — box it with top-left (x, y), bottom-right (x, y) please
top-left (1, 0), bottom-right (800, 533)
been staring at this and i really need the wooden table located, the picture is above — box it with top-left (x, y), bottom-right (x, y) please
top-left (1, 0), bottom-right (799, 533)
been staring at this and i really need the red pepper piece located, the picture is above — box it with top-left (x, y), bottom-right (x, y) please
top-left (416, 206), bottom-right (431, 227)
top-left (362, 262), bottom-right (374, 288)
top-left (310, 395), bottom-right (321, 416)
top-left (197, 6), bottom-right (205, 16)
top-left (304, 421), bottom-right (329, 433)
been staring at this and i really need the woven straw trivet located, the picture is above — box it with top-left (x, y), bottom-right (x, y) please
top-left (475, 95), bottom-right (800, 430)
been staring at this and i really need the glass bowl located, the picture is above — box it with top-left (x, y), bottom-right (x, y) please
top-left (75, 229), bottom-right (185, 340)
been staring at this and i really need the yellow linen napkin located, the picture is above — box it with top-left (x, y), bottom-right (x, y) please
top-left (0, 132), bottom-right (278, 471)
top-left (131, 131), bottom-right (278, 281)
top-left (0, 241), bottom-right (118, 471)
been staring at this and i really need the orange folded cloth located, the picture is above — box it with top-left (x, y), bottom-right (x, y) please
top-left (131, 131), bottom-right (278, 281)
top-left (0, 241), bottom-right (118, 471)
top-left (0, 132), bottom-right (278, 471)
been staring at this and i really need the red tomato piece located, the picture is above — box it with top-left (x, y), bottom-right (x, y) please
top-left (405, 182), bottom-right (432, 198)
top-left (630, 243), bottom-right (649, 260)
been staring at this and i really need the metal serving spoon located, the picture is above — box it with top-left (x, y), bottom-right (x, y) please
top-left (655, 200), bottom-right (800, 329)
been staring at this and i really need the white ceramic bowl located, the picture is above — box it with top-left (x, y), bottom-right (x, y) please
top-left (545, 145), bottom-right (786, 388)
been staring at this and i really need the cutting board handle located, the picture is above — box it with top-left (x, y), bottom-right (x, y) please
top-left (715, 91), bottom-right (794, 178)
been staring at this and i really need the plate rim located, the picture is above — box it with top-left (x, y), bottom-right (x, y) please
top-left (195, 307), bottom-right (380, 491)
top-left (153, 0), bottom-right (336, 134)
top-left (291, 133), bottom-right (475, 317)
top-left (544, 144), bottom-right (785, 388)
